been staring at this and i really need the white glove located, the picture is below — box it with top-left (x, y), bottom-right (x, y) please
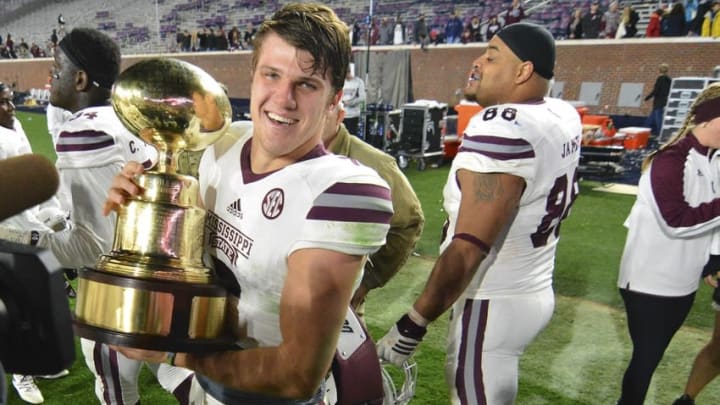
top-left (376, 314), bottom-right (427, 367)
top-left (36, 206), bottom-right (70, 232)
top-left (0, 225), bottom-right (43, 246)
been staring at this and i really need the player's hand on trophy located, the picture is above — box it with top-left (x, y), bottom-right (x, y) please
top-left (103, 161), bottom-right (146, 216)
top-left (377, 313), bottom-right (427, 367)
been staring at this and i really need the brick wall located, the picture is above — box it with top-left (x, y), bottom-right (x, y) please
top-left (0, 37), bottom-right (716, 117)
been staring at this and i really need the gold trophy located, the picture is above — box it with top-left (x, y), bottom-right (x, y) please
top-left (74, 58), bottom-right (235, 351)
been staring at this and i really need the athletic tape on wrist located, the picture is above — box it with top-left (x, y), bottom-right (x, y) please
top-left (408, 307), bottom-right (430, 327)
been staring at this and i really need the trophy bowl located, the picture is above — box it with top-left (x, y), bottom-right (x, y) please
top-left (73, 58), bottom-right (237, 352)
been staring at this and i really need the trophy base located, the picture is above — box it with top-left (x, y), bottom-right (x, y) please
top-left (74, 267), bottom-right (237, 352)
top-left (73, 322), bottom-right (238, 353)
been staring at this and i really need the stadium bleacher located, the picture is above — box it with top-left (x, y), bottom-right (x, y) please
top-left (1, 0), bottom-right (658, 56)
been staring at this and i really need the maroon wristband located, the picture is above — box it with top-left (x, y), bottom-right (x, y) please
top-left (452, 233), bottom-right (490, 254)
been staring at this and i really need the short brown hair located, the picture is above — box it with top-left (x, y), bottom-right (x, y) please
top-left (251, 3), bottom-right (350, 93)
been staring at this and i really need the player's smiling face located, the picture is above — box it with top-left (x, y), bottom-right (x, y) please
top-left (250, 33), bottom-right (340, 167)
top-left (0, 87), bottom-right (15, 130)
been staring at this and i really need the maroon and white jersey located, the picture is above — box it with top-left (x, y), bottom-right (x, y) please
top-left (41, 105), bottom-right (156, 268)
top-left (199, 122), bottom-right (393, 347)
top-left (443, 97), bottom-right (582, 298)
top-left (55, 105), bottom-right (155, 170)
top-left (619, 134), bottom-right (720, 296)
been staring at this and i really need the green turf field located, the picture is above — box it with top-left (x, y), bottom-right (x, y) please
top-left (8, 111), bottom-right (720, 404)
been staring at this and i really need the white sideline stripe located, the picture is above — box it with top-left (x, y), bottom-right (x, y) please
top-left (592, 183), bottom-right (639, 196)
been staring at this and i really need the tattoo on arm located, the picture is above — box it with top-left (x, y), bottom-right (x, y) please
top-left (473, 173), bottom-right (503, 201)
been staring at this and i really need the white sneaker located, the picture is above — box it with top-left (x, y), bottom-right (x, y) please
top-left (38, 369), bottom-right (69, 379)
top-left (11, 374), bottom-right (44, 404)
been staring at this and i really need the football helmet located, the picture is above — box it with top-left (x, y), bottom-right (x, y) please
top-left (381, 359), bottom-right (417, 405)
top-left (324, 308), bottom-right (418, 405)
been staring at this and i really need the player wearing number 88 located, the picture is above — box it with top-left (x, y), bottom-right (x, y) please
top-left (376, 22), bottom-right (582, 404)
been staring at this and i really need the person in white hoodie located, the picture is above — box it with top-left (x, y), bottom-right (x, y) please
top-left (616, 82), bottom-right (720, 404)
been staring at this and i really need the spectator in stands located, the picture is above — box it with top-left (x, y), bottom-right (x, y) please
top-left (646, 8), bottom-right (664, 37)
top-left (207, 27), bottom-right (217, 50)
top-left (5, 34), bottom-right (16, 59)
top-left (29, 42), bottom-right (43, 58)
top-left (414, 13), bottom-right (429, 49)
top-left (342, 63), bottom-right (366, 137)
top-left (215, 27), bottom-right (228, 51)
top-left (16, 37), bottom-right (29, 58)
top-left (603, 1), bottom-right (621, 38)
top-left (567, 8), bottom-right (584, 38)
top-left (228, 26), bottom-right (241, 50)
top-left (445, 10), bottom-right (464, 44)
top-left (243, 22), bottom-right (257, 49)
top-left (504, 0), bottom-right (526, 26)
top-left (701, 0), bottom-right (720, 37)
top-left (467, 15), bottom-right (483, 42)
top-left (182, 29), bottom-right (191, 52)
top-left (663, 2), bottom-right (688, 36)
top-left (50, 29), bottom-right (58, 49)
top-left (197, 27), bottom-right (208, 51)
top-left (485, 15), bottom-right (502, 41)
top-left (393, 14), bottom-right (406, 44)
top-left (351, 19), bottom-right (362, 46)
top-left (57, 13), bottom-right (65, 29)
top-left (379, 17), bottom-right (393, 45)
top-left (686, 0), bottom-right (699, 28)
top-left (619, 4), bottom-right (640, 38)
top-left (688, 0), bottom-right (711, 34)
top-left (644, 63), bottom-right (672, 135)
top-left (369, 18), bottom-right (380, 45)
top-left (582, 1), bottom-right (603, 38)
top-left (175, 29), bottom-right (185, 52)
top-left (190, 30), bottom-right (199, 51)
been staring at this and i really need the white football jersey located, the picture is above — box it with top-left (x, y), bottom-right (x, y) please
top-left (40, 105), bottom-right (156, 268)
top-left (55, 105), bottom-right (156, 170)
top-left (0, 117), bottom-right (32, 159)
top-left (199, 122), bottom-right (393, 348)
top-left (443, 97), bottom-right (582, 298)
top-left (0, 118), bottom-right (49, 231)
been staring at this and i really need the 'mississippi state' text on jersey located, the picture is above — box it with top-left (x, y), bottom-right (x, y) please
top-left (199, 122), bottom-right (393, 348)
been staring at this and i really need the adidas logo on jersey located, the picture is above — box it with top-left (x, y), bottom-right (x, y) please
top-left (226, 198), bottom-right (243, 219)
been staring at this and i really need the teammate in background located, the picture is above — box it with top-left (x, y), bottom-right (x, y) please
top-left (377, 22), bottom-right (582, 404)
top-left (322, 102), bottom-right (424, 319)
top-left (0, 81), bottom-right (70, 404)
top-left (614, 82), bottom-right (720, 405)
top-left (106, 4), bottom-right (393, 404)
top-left (341, 62), bottom-right (366, 138)
top-left (0, 28), bottom-right (203, 404)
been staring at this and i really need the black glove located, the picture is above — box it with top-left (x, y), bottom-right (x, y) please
top-left (377, 314), bottom-right (428, 366)
top-left (701, 255), bottom-right (720, 278)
